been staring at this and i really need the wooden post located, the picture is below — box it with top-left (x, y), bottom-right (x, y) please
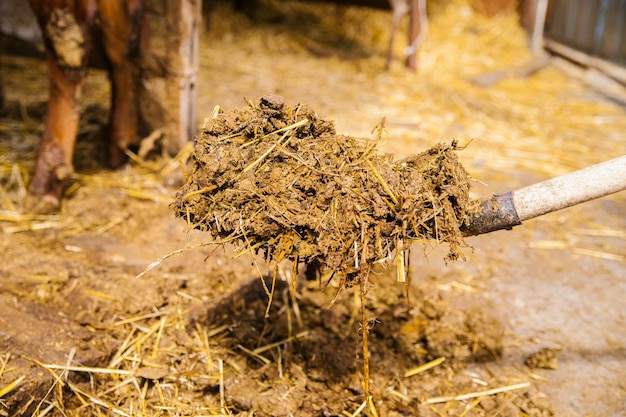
top-left (519, 0), bottom-right (549, 54)
top-left (139, 0), bottom-right (200, 157)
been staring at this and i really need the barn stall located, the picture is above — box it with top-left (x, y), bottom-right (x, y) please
top-left (1, 0), bottom-right (625, 416)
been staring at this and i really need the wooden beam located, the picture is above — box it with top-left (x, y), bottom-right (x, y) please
top-left (545, 39), bottom-right (626, 85)
top-left (139, 0), bottom-right (200, 157)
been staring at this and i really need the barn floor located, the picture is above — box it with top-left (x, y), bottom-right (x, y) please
top-left (1, 1), bottom-right (625, 416)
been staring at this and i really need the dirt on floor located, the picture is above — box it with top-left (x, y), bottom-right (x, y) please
top-left (0, 184), bottom-right (553, 416)
top-left (1, 0), bottom-right (625, 416)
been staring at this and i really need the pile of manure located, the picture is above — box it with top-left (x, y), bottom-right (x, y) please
top-left (173, 95), bottom-right (475, 287)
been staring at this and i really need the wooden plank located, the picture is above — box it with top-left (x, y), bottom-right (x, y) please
top-left (138, 0), bottom-right (200, 157)
top-left (545, 38), bottom-right (626, 85)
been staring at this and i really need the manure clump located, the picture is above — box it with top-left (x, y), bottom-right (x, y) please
top-left (173, 95), bottom-right (474, 286)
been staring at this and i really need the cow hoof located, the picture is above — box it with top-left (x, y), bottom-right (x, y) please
top-left (108, 144), bottom-right (129, 169)
top-left (24, 193), bottom-right (62, 214)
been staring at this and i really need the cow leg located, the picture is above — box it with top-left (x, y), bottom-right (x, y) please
top-left (98, 0), bottom-right (142, 168)
top-left (26, 10), bottom-right (88, 213)
top-left (25, 2), bottom-right (95, 212)
top-left (26, 56), bottom-right (83, 213)
top-left (386, 0), bottom-right (410, 70)
top-left (106, 56), bottom-right (139, 168)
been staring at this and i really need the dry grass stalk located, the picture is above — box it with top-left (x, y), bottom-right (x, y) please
top-left (404, 356), bottom-right (446, 378)
top-left (572, 248), bottom-right (625, 262)
top-left (252, 331), bottom-right (309, 355)
top-left (575, 228), bottom-right (626, 239)
top-left (359, 277), bottom-right (373, 414)
top-left (0, 375), bottom-right (25, 399)
top-left (43, 364), bottom-right (132, 376)
top-left (348, 400), bottom-right (368, 417)
top-left (425, 381), bottom-right (531, 404)
top-left (135, 240), bottom-right (226, 279)
top-left (458, 397), bottom-right (483, 417)
top-left (237, 345), bottom-right (271, 365)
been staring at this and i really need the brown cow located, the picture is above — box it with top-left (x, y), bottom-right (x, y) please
top-left (26, 0), bottom-right (143, 213)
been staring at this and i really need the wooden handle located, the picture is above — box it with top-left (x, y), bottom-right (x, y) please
top-left (462, 155), bottom-right (626, 236)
